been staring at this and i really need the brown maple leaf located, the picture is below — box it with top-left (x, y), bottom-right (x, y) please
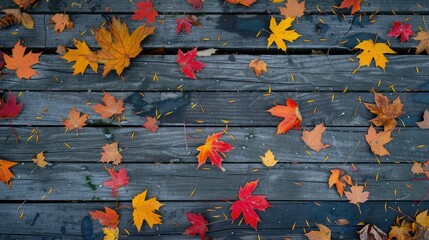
top-left (248, 59), bottom-right (267, 77)
top-left (100, 142), bottom-right (122, 165)
top-left (345, 184), bottom-right (369, 205)
top-left (50, 13), bottom-right (73, 33)
top-left (364, 92), bottom-right (403, 131)
top-left (279, 0), bottom-right (306, 19)
top-left (4, 40), bottom-right (41, 79)
top-left (389, 216), bottom-right (412, 240)
top-left (414, 31), bottom-right (429, 54)
top-left (417, 109), bottom-right (429, 129)
top-left (358, 224), bottom-right (388, 240)
top-left (32, 152), bottom-right (48, 168)
top-left (301, 123), bottom-right (330, 152)
top-left (411, 162), bottom-right (425, 175)
top-left (93, 93), bottom-right (124, 119)
top-left (365, 125), bottom-right (392, 156)
top-left (63, 107), bottom-right (88, 132)
top-left (305, 224), bottom-right (331, 240)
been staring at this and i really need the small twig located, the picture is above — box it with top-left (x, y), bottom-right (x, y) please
top-left (388, 206), bottom-right (416, 222)
top-left (9, 119), bottom-right (19, 143)
top-left (344, 140), bottom-right (360, 165)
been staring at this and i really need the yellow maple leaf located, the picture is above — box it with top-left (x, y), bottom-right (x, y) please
top-left (260, 149), bottom-right (279, 167)
top-left (305, 224), bottom-right (331, 240)
top-left (267, 17), bottom-right (301, 52)
top-left (413, 210), bottom-right (429, 230)
top-left (62, 39), bottom-right (98, 75)
top-left (88, 17), bottom-right (155, 77)
top-left (102, 227), bottom-right (119, 240)
top-left (132, 189), bottom-right (163, 232)
top-left (32, 152), bottom-right (48, 168)
top-left (354, 39), bottom-right (395, 71)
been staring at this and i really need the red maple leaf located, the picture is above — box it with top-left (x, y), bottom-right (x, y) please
top-left (143, 116), bottom-right (159, 133)
top-left (88, 206), bottom-right (119, 229)
top-left (0, 91), bottom-right (23, 119)
top-left (339, 0), bottom-right (361, 14)
top-left (103, 167), bottom-right (129, 198)
top-left (176, 17), bottom-right (192, 34)
top-left (131, 0), bottom-right (158, 24)
top-left (177, 48), bottom-right (206, 79)
top-left (267, 98), bottom-right (302, 134)
top-left (196, 132), bottom-right (234, 170)
top-left (187, 0), bottom-right (203, 10)
top-left (387, 21), bottom-right (415, 43)
top-left (230, 179), bottom-right (270, 229)
top-left (184, 212), bottom-right (208, 240)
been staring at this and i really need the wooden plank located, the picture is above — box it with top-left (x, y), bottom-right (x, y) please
top-left (1, 127), bottom-right (427, 164)
top-left (1, 91), bottom-right (427, 127)
top-left (23, 0), bottom-right (429, 14)
top-left (1, 14), bottom-right (425, 50)
top-left (1, 54), bottom-right (428, 92)
top-left (0, 162), bottom-right (424, 201)
top-left (0, 202), bottom-right (420, 239)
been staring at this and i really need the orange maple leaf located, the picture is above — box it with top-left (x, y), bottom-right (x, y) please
top-left (132, 189), bottom-right (163, 232)
top-left (365, 125), bottom-right (393, 157)
top-left (88, 17), bottom-right (155, 77)
top-left (305, 224), bottom-right (331, 240)
top-left (339, 0), bottom-right (361, 14)
top-left (196, 132), bottom-right (234, 171)
top-left (32, 152), bottom-right (48, 168)
top-left (267, 98), bottom-right (302, 134)
top-left (0, 160), bottom-right (18, 188)
top-left (88, 206), bottom-right (119, 229)
top-left (50, 13), bottom-right (73, 33)
top-left (4, 40), bottom-right (41, 79)
top-left (100, 142), bottom-right (122, 165)
top-left (248, 59), bottom-right (267, 77)
top-left (417, 110), bottom-right (429, 129)
top-left (63, 107), bottom-right (88, 132)
top-left (62, 39), bottom-right (98, 75)
top-left (225, 0), bottom-right (256, 7)
top-left (301, 123), bottom-right (330, 152)
top-left (345, 184), bottom-right (369, 205)
top-left (13, 0), bottom-right (38, 8)
top-left (279, 0), bottom-right (306, 18)
top-left (414, 31), bottom-right (429, 54)
top-left (93, 93), bottom-right (125, 119)
top-left (143, 116), bottom-right (159, 133)
top-left (364, 92), bottom-right (403, 131)
top-left (328, 168), bottom-right (352, 198)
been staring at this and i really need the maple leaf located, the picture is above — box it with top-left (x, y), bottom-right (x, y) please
top-left (267, 98), bottom-right (302, 134)
top-left (414, 31), bottom-right (429, 54)
top-left (88, 206), bottom-right (119, 229)
top-left (424, 160), bottom-right (429, 179)
top-left (389, 217), bottom-right (412, 240)
top-left (364, 92), bottom-right (404, 131)
top-left (365, 125), bottom-right (392, 156)
top-left (143, 116), bottom-right (159, 133)
top-left (304, 224), bottom-right (331, 240)
top-left (0, 160), bottom-right (18, 188)
top-left (132, 189), bottom-right (163, 232)
top-left (387, 21), bottom-right (414, 43)
top-left (230, 179), bottom-right (270, 229)
top-left (13, 0), bottom-right (38, 8)
top-left (354, 39), bottom-right (395, 71)
top-left (196, 132), bottom-right (234, 170)
top-left (176, 17), bottom-right (192, 34)
top-left (267, 17), bottom-right (301, 52)
top-left (339, 0), bottom-right (361, 14)
top-left (411, 162), bottom-right (425, 175)
top-left (184, 212), bottom-right (208, 240)
top-left (358, 224), bottom-right (388, 240)
top-left (56, 45), bottom-right (66, 56)
top-left (100, 142), bottom-right (123, 165)
top-left (187, 0), bottom-right (203, 10)
top-left (279, 0), bottom-right (306, 18)
top-left (88, 17), bottom-right (155, 77)
top-left (417, 110), bottom-right (429, 129)
top-left (93, 93), bottom-right (125, 119)
top-left (131, 0), bottom-right (158, 24)
top-left (260, 149), bottom-right (279, 167)
top-left (328, 169), bottom-right (352, 198)
top-left (63, 107), bottom-right (87, 132)
top-left (344, 185), bottom-right (369, 205)
top-left (103, 167), bottom-right (129, 197)
top-left (50, 13), bottom-right (73, 33)
top-left (32, 152), bottom-right (48, 168)
top-left (4, 40), bottom-right (41, 79)
top-left (177, 48), bottom-right (206, 79)
top-left (301, 123), bottom-right (330, 152)
top-left (62, 39), bottom-right (98, 75)
top-left (0, 91), bottom-right (23, 119)
top-left (226, 0), bottom-right (256, 7)
top-left (414, 210), bottom-right (429, 230)
top-left (103, 227), bottom-right (119, 240)
top-left (248, 59), bottom-right (267, 77)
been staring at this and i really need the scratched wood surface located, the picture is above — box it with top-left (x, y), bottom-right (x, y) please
top-left (0, 0), bottom-right (428, 239)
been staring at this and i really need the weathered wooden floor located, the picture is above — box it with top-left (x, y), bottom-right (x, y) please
top-left (0, 0), bottom-right (428, 239)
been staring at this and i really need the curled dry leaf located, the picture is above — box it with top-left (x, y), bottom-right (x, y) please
top-left (364, 92), bottom-right (403, 131)
top-left (328, 168), bottom-right (352, 198)
top-left (0, 160), bottom-right (18, 188)
top-left (334, 219), bottom-right (350, 225)
top-left (0, 14), bottom-right (20, 30)
top-left (344, 184), bottom-right (369, 205)
top-left (197, 48), bottom-right (218, 57)
top-left (365, 125), bottom-right (393, 157)
top-left (260, 149), bottom-right (279, 167)
top-left (32, 152), bottom-right (48, 168)
top-left (50, 13), bottom-right (73, 33)
top-left (1, 9), bottom-right (34, 29)
top-left (132, 189), bottom-right (164, 232)
top-left (354, 39), bottom-right (395, 71)
top-left (4, 40), bottom-right (41, 79)
top-left (267, 17), bottom-right (301, 52)
top-left (358, 224), bottom-right (388, 240)
top-left (267, 98), bottom-right (302, 135)
top-left (279, 0), bottom-right (306, 18)
top-left (249, 59), bottom-right (267, 77)
top-left (417, 110), bottom-right (429, 129)
top-left (55, 45), bottom-right (67, 56)
top-left (304, 224), bottom-right (331, 240)
top-left (100, 142), bottom-right (123, 165)
top-left (301, 123), bottom-right (330, 152)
